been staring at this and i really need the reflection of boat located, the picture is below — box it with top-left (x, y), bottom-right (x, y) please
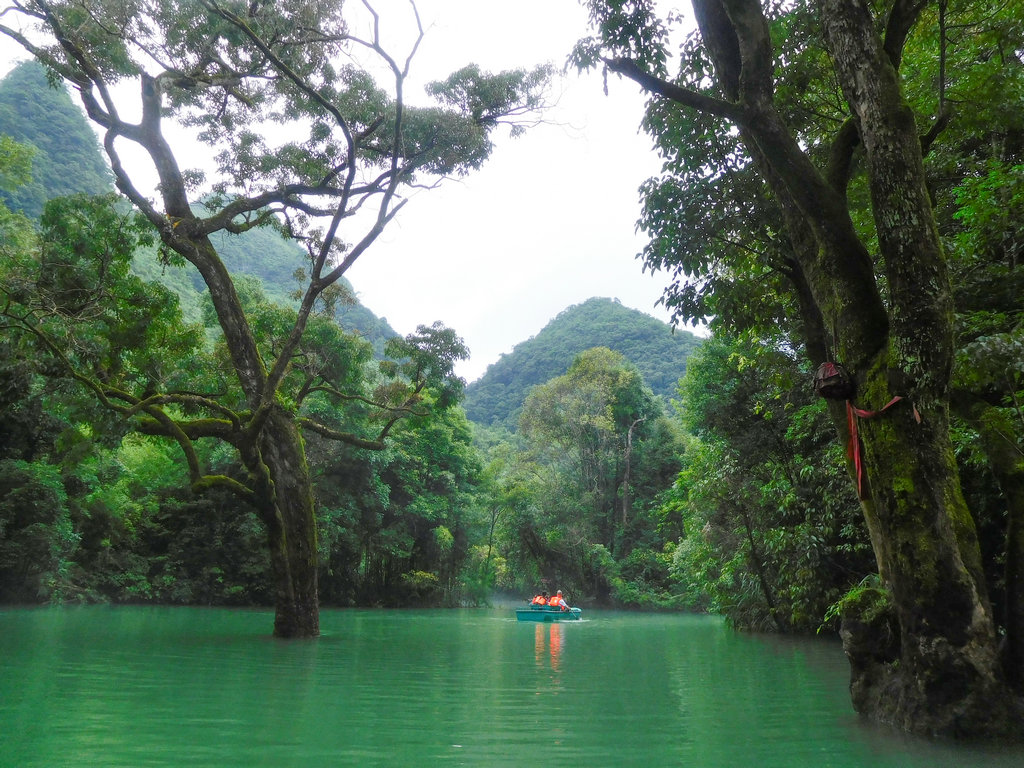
top-left (516, 605), bottom-right (582, 622)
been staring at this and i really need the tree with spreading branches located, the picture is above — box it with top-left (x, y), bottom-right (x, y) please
top-left (574, 0), bottom-right (1023, 737)
top-left (0, 0), bottom-right (550, 637)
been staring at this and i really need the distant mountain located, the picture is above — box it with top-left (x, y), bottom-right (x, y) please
top-left (0, 61), bottom-right (397, 351)
top-left (464, 297), bottom-right (701, 429)
top-left (0, 60), bottom-right (112, 218)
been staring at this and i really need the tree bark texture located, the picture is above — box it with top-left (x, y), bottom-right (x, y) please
top-left (814, 0), bottom-right (1013, 734)
top-left (136, 61), bottom-right (332, 636)
top-left (168, 225), bottom-right (321, 640)
top-left (116, 79), bottom-right (323, 638)
top-left (256, 407), bottom-right (320, 638)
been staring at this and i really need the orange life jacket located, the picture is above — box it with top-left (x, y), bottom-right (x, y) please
top-left (548, 595), bottom-right (562, 607)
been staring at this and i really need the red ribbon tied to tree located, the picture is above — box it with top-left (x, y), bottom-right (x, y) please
top-left (846, 397), bottom-right (921, 499)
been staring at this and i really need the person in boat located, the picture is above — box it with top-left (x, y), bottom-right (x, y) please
top-left (531, 591), bottom-right (549, 605)
top-left (548, 590), bottom-right (569, 611)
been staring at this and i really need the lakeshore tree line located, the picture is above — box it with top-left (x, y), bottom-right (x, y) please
top-left (0, 0), bottom-right (1021, 739)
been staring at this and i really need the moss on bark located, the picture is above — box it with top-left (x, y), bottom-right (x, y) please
top-left (255, 405), bottom-right (320, 639)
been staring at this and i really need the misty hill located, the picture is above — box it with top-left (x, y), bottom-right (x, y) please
top-left (0, 60), bottom-right (112, 218)
top-left (0, 60), bottom-right (397, 351)
top-left (464, 297), bottom-right (701, 429)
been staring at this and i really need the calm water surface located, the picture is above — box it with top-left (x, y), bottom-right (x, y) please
top-left (1, 606), bottom-right (1022, 767)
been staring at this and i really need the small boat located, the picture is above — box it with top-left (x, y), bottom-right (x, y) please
top-left (516, 605), bottom-right (582, 622)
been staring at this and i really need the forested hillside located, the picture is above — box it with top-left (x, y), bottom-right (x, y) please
top-left (0, 61), bottom-right (111, 218)
top-left (464, 297), bottom-right (700, 428)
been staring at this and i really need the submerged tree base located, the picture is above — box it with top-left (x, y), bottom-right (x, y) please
top-left (845, 660), bottom-right (1024, 739)
top-left (273, 601), bottom-right (320, 639)
top-left (840, 590), bottom-right (1024, 738)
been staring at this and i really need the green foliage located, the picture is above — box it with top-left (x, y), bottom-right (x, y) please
top-left (822, 574), bottom-right (889, 630)
top-left (464, 297), bottom-right (701, 429)
top-left (460, 543), bottom-right (507, 607)
top-left (313, 404), bottom-right (482, 607)
top-left (399, 570), bottom-right (441, 605)
top-left (54, 435), bottom-right (269, 605)
top-left (571, 0), bottom-right (669, 75)
top-left (0, 459), bottom-right (77, 602)
top-left (610, 544), bottom-right (683, 610)
top-left (489, 346), bottom-right (684, 602)
top-left (952, 162), bottom-right (1024, 270)
top-left (668, 333), bottom-right (874, 633)
top-left (0, 2), bottom-right (553, 625)
top-left (0, 61), bottom-right (399, 354)
top-left (0, 134), bottom-right (33, 193)
top-left (427, 64), bottom-right (553, 139)
top-left (574, 1), bottom-right (1024, 662)
top-left (383, 322), bottom-right (469, 413)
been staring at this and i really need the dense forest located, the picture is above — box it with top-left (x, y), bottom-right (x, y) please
top-left (0, 60), bottom-right (694, 615)
top-left (0, 61), bottom-right (112, 219)
top-left (0, 0), bottom-right (1022, 738)
top-left (574, 0), bottom-right (1023, 736)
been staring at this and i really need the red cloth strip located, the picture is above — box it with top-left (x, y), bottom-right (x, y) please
top-left (845, 396), bottom-right (918, 499)
top-left (846, 401), bottom-right (865, 498)
top-left (850, 396), bottom-right (903, 419)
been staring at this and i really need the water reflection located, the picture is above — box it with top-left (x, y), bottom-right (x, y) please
top-left (534, 622), bottom-right (564, 671)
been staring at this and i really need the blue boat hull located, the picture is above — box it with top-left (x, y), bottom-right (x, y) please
top-left (516, 606), bottom-right (582, 622)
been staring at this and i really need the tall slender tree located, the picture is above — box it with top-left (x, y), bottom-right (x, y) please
top-left (0, 0), bottom-right (549, 637)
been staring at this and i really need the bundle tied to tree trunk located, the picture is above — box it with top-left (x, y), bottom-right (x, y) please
top-left (813, 362), bottom-right (920, 498)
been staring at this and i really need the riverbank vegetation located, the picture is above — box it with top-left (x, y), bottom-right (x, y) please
top-left (1, 0), bottom-right (1022, 739)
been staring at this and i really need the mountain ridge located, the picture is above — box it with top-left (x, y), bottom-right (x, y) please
top-left (463, 297), bottom-right (700, 429)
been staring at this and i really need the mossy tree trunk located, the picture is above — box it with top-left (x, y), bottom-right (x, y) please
top-left (166, 235), bottom-right (325, 637)
top-left (597, 0), bottom-right (1023, 735)
top-left (852, 384), bottom-right (1004, 733)
top-left (814, 0), bottom-right (1012, 733)
top-left (254, 408), bottom-right (320, 639)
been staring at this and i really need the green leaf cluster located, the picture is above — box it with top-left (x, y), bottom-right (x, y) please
top-left (668, 332), bottom-right (873, 632)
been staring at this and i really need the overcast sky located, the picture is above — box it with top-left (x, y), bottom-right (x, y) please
top-left (1, 1), bottom-right (693, 383)
top-left (343, 0), bottom-right (690, 382)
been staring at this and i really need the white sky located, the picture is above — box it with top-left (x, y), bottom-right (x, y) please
top-left (343, 0), bottom-right (685, 382)
top-left (1, 0), bottom-right (695, 383)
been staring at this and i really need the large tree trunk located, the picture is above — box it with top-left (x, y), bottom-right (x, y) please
top-left (851, 386), bottom-right (1010, 733)
top-left (257, 407), bottom-right (320, 638)
top-left (599, 0), bottom-right (1024, 734)
top-left (814, 0), bottom-right (1018, 733)
top-left (186, 229), bottom-right (321, 637)
top-left (109, 73), bottom-right (328, 638)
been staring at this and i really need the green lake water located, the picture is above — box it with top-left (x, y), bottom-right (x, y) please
top-left (1, 606), bottom-right (1022, 767)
